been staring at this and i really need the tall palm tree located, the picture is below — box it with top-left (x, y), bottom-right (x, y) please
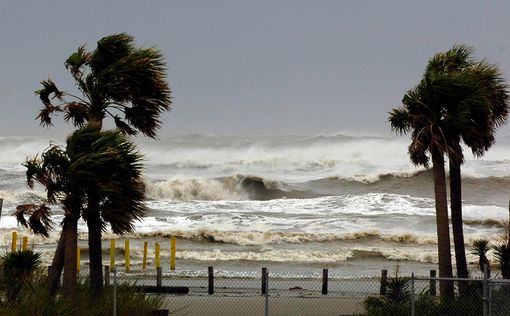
top-left (15, 127), bottom-right (146, 301)
top-left (425, 45), bottom-right (509, 286)
top-left (388, 69), bottom-right (485, 299)
top-left (35, 33), bottom-right (171, 294)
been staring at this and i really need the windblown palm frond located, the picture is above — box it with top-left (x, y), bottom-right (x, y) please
top-left (426, 45), bottom-right (475, 74)
top-left (66, 127), bottom-right (146, 234)
top-left (35, 33), bottom-right (171, 138)
top-left (14, 204), bottom-right (53, 237)
top-left (63, 102), bottom-right (89, 126)
top-left (89, 33), bottom-right (134, 75)
top-left (65, 45), bottom-right (91, 78)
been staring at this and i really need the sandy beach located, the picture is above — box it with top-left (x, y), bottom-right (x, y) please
top-left (159, 295), bottom-right (365, 316)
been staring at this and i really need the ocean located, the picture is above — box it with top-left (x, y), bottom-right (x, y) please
top-left (0, 134), bottom-right (509, 277)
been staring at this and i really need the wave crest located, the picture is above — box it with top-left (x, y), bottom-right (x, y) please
top-left (137, 229), bottom-right (438, 246)
top-left (144, 175), bottom-right (306, 201)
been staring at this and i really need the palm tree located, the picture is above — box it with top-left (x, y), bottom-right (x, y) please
top-left (471, 239), bottom-right (491, 276)
top-left (425, 45), bottom-right (509, 285)
top-left (15, 145), bottom-right (83, 301)
top-left (492, 244), bottom-right (510, 279)
top-left (15, 127), bottom-right (146, 301)
top-left (388, 68), bottom-right (485, 299)
top-left (35, 33), bottom-right (171, 294)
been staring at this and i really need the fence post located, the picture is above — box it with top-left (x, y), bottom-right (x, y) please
top-left (112, 267), bottom-right (117, 316)
top-left (110, 239), bottom-right (116, 270)
top-left (0, 197), bottom-right (3, 221)
top-left (170, 237), bottom-right (176, 270)
top-left (262, 267), bottom-right (268, 295)
top-left (429, 270), bottom-right (436, 296)
top-left (155, 242), bottom-right (161, 268)
top-left (11, 231), bottom-right (17, 253)
top-left (208, 266), bottom-right (214, 294)
top-left (489, 280), bottom-right (493, 316)
top-left (76, 247), bottom-right (81, 273)
top-left (411, 273), bottom-right (415, 316)
top-left (125, 239), bottom-right (130, 272)
top-left (380, 269), bottom-right (387, 295)
top-left (264, 268), bottom-right (269, 316)
top-left (322, 269), bottom-right (328, 295)
top-left (22, 236), bottom-right (28, 251)
top-left (104, 265), bottom-right (110, 286)
top-left (142, 241), bottom-right (148, 271)
top-left (483, 264), bottom-right (488, 316)
top-left (157, 266), bottom-right (163, 287)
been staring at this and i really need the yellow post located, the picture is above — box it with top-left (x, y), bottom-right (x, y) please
top-left (155, 242), bottom-right (161, 269)
top-left (11, 231), bottom-right (17, 253)
top-left (110, 239), bottom-right (116, 269)
top-left (170, 236), bottom-right (176, 270)
top-left (77, 247), bottom-right (81, 273)
top-left (142, 241), bottom-right (148, 271)
top-left (22, 236), bottom-right (28, 251)
top-left (125, 239), bottom-right (130, 272)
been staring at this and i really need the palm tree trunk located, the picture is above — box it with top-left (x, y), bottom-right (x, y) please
top-left (87, 119), bottom-right (104, 296)
top-left (87, 190), bottom-right (103, 296)
top-left (431, 150), bottom-right (454, 300)
top-left (62, 218), bottom-right (78, 304)
top-left (449, 160), bottom-right (469, 295)
top-left (507, 200), bottom-right (510, 249)
top-left (48, 230), bottom-right (66, 294)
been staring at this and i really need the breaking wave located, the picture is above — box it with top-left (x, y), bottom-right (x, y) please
top-left (137, 229), bottom-right (439, 246)
top-left (144, 175), bottom-right (315, 201)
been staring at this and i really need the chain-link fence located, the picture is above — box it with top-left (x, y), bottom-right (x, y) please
top-left (2, 262), bottom-right (510, 315)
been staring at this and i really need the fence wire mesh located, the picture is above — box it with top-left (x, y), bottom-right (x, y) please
top-left (2, 263), bottom-right (510, 315)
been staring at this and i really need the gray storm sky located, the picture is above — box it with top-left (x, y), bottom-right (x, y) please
top-left (1, 0), bottom-right (509, 138)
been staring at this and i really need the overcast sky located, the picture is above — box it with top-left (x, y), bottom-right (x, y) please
top-left (1, 0), bottom-right (509, 138)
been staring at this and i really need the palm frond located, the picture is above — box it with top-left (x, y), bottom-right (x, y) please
top-left (35, 79), bottom-right (64, 106)
top-left (89, 33), bottom-right (134, 75)
top-left (492, 243), bottom-right (510, 278)
top-left (65, 127), bottom-right (146, 234)
top-left (14, 204), bottom-right (53, 237)
top-left (471, 239), bottom-right (490, 256)
top-left (63, 102), bottom-right (89, 126)
top-left (65, 45), bottom-right (91, 78)
top-left (99, 46), bottom-right (172, 137)
top-left (114, 116), bottom-right (137, 136)
top-left (388, 107), bottom-right (412, 135)
top-left (36, 105), bottom-right (62, 127)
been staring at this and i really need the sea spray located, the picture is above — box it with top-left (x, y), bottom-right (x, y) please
top-left (2, 134), bottom-right (510, 275)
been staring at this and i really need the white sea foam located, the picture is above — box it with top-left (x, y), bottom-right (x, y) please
top-left (145, 176), bottom-right (248, 201)
top-left (176, 249), bottom-right (353, 263)
top-left (2, 135), bottom-right (510, 270)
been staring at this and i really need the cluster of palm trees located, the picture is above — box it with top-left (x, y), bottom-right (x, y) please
top-left (389, 45), bottom-right (509, 300)
top-left (15, 33), bottom-right (171, 301)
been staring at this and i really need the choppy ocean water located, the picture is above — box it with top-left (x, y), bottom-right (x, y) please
top-left (1, 134), bottom-right (509, 276)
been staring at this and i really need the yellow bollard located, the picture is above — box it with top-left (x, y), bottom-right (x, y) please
top-left (22, 236), bottom-right (28, 251)
top-left (125, 239), bottom-right (130, 272)
top-left (170, 237), bottom-right (176, 270)
top-left (77, 247), bottom-right (81, 273)
top-left (142, 241), bottom-right (148, 271)
top-left (110, 239), bottom-right (116, 269)
top-left (155, 242), bottom-right (161, 269)
top-left (11, 232), bottom-right (17, 253)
